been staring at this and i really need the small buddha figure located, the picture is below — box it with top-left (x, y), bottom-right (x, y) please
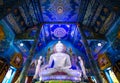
top-left (38, 41), bottom-right (82, 79)
top-left (78, 56), bottom-right (87, 79)
top-left (33, 56), bottom-right (43, 79)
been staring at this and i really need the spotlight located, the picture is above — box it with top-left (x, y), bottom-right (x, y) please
top-left (107, 67), bottom-right (111, 70)
top-left (67, 24), bottom-right (70, 28)
top-left (50, 24), bottom-right (54, 28)
top-left (20, 43), bottom-right (24, 46)
top-left (97, 43), bottom-right (102, 46)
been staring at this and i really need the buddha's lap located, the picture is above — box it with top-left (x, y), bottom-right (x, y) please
top-left (40, 68), bottom-right (81, 77)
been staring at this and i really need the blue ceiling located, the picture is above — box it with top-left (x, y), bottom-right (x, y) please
top-left (40, 0), bottom-right (81, 22)
top-left (0, 0), bottom-right (120, 65)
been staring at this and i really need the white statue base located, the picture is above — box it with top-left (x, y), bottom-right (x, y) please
top-left (39, 75), bottom-right (81, 81)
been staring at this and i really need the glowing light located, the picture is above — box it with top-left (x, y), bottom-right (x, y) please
top-left (20, 43), bottom-right (24, 46)
top-left (107, 67), bottom-right (111, 70)
top-left (2, 66), bottom-right (16, 83)
top-left (98, 43), bottom-right (102, 46)
top-left (67, 25), bottom-right (70, 28)
top-left (108, 69), bottom-right (119, 83)
top-left (39, 76), bottom-right (42, 81)
top-left (50, 24), bottom-right (54, 28)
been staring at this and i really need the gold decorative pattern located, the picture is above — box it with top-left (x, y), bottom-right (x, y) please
top-left (0, 25), bottom-right (5, 40)
top-left (10, 53), bottom-right (23, 68)
top-left (0, 58), bottom-right (9, 83)
top-left (117, 30), bottom-right (120, 39)
top-left (98, 53), bottom-right (111, 70)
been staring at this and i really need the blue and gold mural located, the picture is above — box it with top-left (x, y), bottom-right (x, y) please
top-left (0, 1), bottom-right (120, 82)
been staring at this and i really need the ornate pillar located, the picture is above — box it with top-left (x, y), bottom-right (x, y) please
top-left (15, 24), bottom-right (43, 83)
top-left (77, 24), bottom-right (102, 83)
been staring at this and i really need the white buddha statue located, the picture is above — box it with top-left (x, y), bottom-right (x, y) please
top-left (34, 41), bottom-right (82, 81)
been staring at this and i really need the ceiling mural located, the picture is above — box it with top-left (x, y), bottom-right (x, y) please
top-left (40, 0), bottom-right (81, 22)
top-left (0, 0), bottom-right (119, 65)
top-left (0, 0), bottom-right (24, 19)
top-left (99, 12), bottom-right (116, 34)
top-left (111, 27), bottom-right (120, 51)
top-left (94, 7), bottom-right (110, 32)
top-left (90, 4), bottom-right (103, 27)
top-left (82, 0), bottom-right (98, 25)
top-left (43, 24), bottom-right (51, 42)
top-left (12, 8), bottom-right (26, 31)
top-left (77, 0), bottom-right (90, 22)
top-left (42, 24), bottom-right (78, 40)
top-left (27, 0), bottom-right (40, 24)
top-left (106, 17), bottom-right (120, 42)
top-left (5, 14), bottom-right (22, 34)
top-left (49, 24), bottom-right (69, 40)
top-left (35, 24), bottom-right (83, 52)
top-left (19, 5), bottom-right (34, 27)
top-left (90, 6), bottom-right (117, 34)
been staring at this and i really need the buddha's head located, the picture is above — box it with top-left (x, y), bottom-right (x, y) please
top-left (54, 41), bottom-right (66, 53)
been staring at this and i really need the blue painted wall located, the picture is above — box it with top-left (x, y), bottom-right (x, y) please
top-left (0, 20), bottom-right (19, 61)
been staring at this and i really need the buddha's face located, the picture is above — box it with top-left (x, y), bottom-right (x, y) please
top-left (55, 41), bottom-right (64, 52)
